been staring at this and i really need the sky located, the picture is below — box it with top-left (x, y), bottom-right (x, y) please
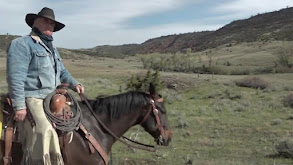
top-left (0, 0), bottom-right (292, 49)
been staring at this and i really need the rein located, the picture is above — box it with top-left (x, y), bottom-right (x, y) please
top-left (79, 93), bottom-right (157, 152)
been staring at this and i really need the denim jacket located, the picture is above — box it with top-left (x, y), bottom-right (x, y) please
top-left (7, 32), bottom-right (80, 111)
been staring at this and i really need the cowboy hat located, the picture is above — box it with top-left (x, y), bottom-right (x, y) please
top-left (25, 7), bottom-right (65, 32)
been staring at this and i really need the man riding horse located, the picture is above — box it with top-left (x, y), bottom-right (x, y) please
top-left (6, 7), bottom-right (84, 165)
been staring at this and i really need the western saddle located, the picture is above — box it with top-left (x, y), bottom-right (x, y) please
top-left (0, 89), bottom-right (74, 165)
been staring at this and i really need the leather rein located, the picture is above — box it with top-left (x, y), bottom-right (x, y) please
top-left (79, 93), bottom-right (165, 152)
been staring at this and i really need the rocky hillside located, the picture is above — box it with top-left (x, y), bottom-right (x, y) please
top-left (136, 7), bottom-right (293, 54)
top-left (78, 7), bottom-right (293, 56)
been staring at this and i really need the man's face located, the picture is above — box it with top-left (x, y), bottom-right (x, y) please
top-left (33, 17), bottom-right (55, 36)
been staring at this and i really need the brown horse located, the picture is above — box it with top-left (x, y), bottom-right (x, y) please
top-left (0, 85), bottom-right (172, 165)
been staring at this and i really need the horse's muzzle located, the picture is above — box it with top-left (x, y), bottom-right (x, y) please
top-left (156, 129), bottom-right (172, 146)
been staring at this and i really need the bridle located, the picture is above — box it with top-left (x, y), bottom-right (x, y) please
top-left (79, 93), bottom-right (167, 152)
top-left (139, 96), bottom-right (166, 145)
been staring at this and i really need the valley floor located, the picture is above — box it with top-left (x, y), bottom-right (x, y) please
top-left (1, 57), bottom-right (293, 165)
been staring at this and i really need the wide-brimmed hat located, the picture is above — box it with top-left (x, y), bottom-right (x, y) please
top-left (25, 7), bottom-right (65, 32)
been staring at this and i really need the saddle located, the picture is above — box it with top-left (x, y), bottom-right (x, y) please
top-left (1, 93), bottom-right (109, 165)
top-left (0, 89), bottom-right (75, 165)
top-left (50, 93), bottom-right (74, 122)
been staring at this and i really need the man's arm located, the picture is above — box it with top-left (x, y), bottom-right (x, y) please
top-left (7, 39), bottom-right (31, 111)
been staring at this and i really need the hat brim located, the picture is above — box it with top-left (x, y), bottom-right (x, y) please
top-left (25, 13), bottom-right (65, 32)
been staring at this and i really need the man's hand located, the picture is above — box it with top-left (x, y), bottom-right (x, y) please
top-left (75, 84), bottom-right (84, 94)
top-left (56, 83), bottom-right (69, 94)
top-left (14, 109), bottom-right (27, 122)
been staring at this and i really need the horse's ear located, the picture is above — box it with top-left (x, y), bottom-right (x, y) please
top-left (149, 83), bottom-right (156, 96)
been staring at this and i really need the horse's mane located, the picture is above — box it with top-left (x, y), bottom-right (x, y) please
top-left (92, 91), bottom-right (150, 120)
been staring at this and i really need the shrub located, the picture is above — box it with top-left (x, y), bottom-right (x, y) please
top-left (283, 92), bottom-right (293, 108)
top-left (125, 70), bottom-right (164, 92)
top-left (235, 77), bottom-right (270, 89)
top-left (224, 88), bottom-right (243, 100)
top-left (275, 44), bottom-right (293, 68)
top-left (274, 138), bottom-right (293, 158)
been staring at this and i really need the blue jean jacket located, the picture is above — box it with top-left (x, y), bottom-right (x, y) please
top-left (7, 32), bottom-right (80, 111)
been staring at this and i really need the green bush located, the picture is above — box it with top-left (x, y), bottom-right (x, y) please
top-left (126, 70), bottom-right (164, 92)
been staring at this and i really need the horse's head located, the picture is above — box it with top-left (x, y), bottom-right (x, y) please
top-left (140, 84), bottom-right (172, 146)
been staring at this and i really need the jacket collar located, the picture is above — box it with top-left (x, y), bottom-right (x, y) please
top-left (29, 31), bottom-right (55, 54)
top-left (30, 31), bottom-right (41, 43)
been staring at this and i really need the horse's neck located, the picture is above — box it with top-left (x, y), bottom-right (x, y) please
top-left (102, 113), bottom-right (140, 137)
top-left (83, 99), bottom-right (142, 151)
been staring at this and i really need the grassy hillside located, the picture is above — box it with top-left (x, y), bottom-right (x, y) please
top-left (138, 7), bottom-right (293, 54)
top-left (76, 7), bottom-right (293, 56)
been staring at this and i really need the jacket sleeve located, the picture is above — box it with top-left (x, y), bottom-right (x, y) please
top-left (6, 39), bottom-right (31, 111)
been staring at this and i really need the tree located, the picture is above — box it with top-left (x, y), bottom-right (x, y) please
top-left (275, 43), bottom-right (293, 68)
top-left (126, 70), bottom-right (164, 92)
top-left (152, 71), bottom-right (164, 91)
top-left (126, 75), bottom-right (142, 91)
top-left (206, 50), bottom-right (216, 68)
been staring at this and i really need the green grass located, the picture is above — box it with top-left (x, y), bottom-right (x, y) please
top-left (1, 44), bottom-right (293, 165)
